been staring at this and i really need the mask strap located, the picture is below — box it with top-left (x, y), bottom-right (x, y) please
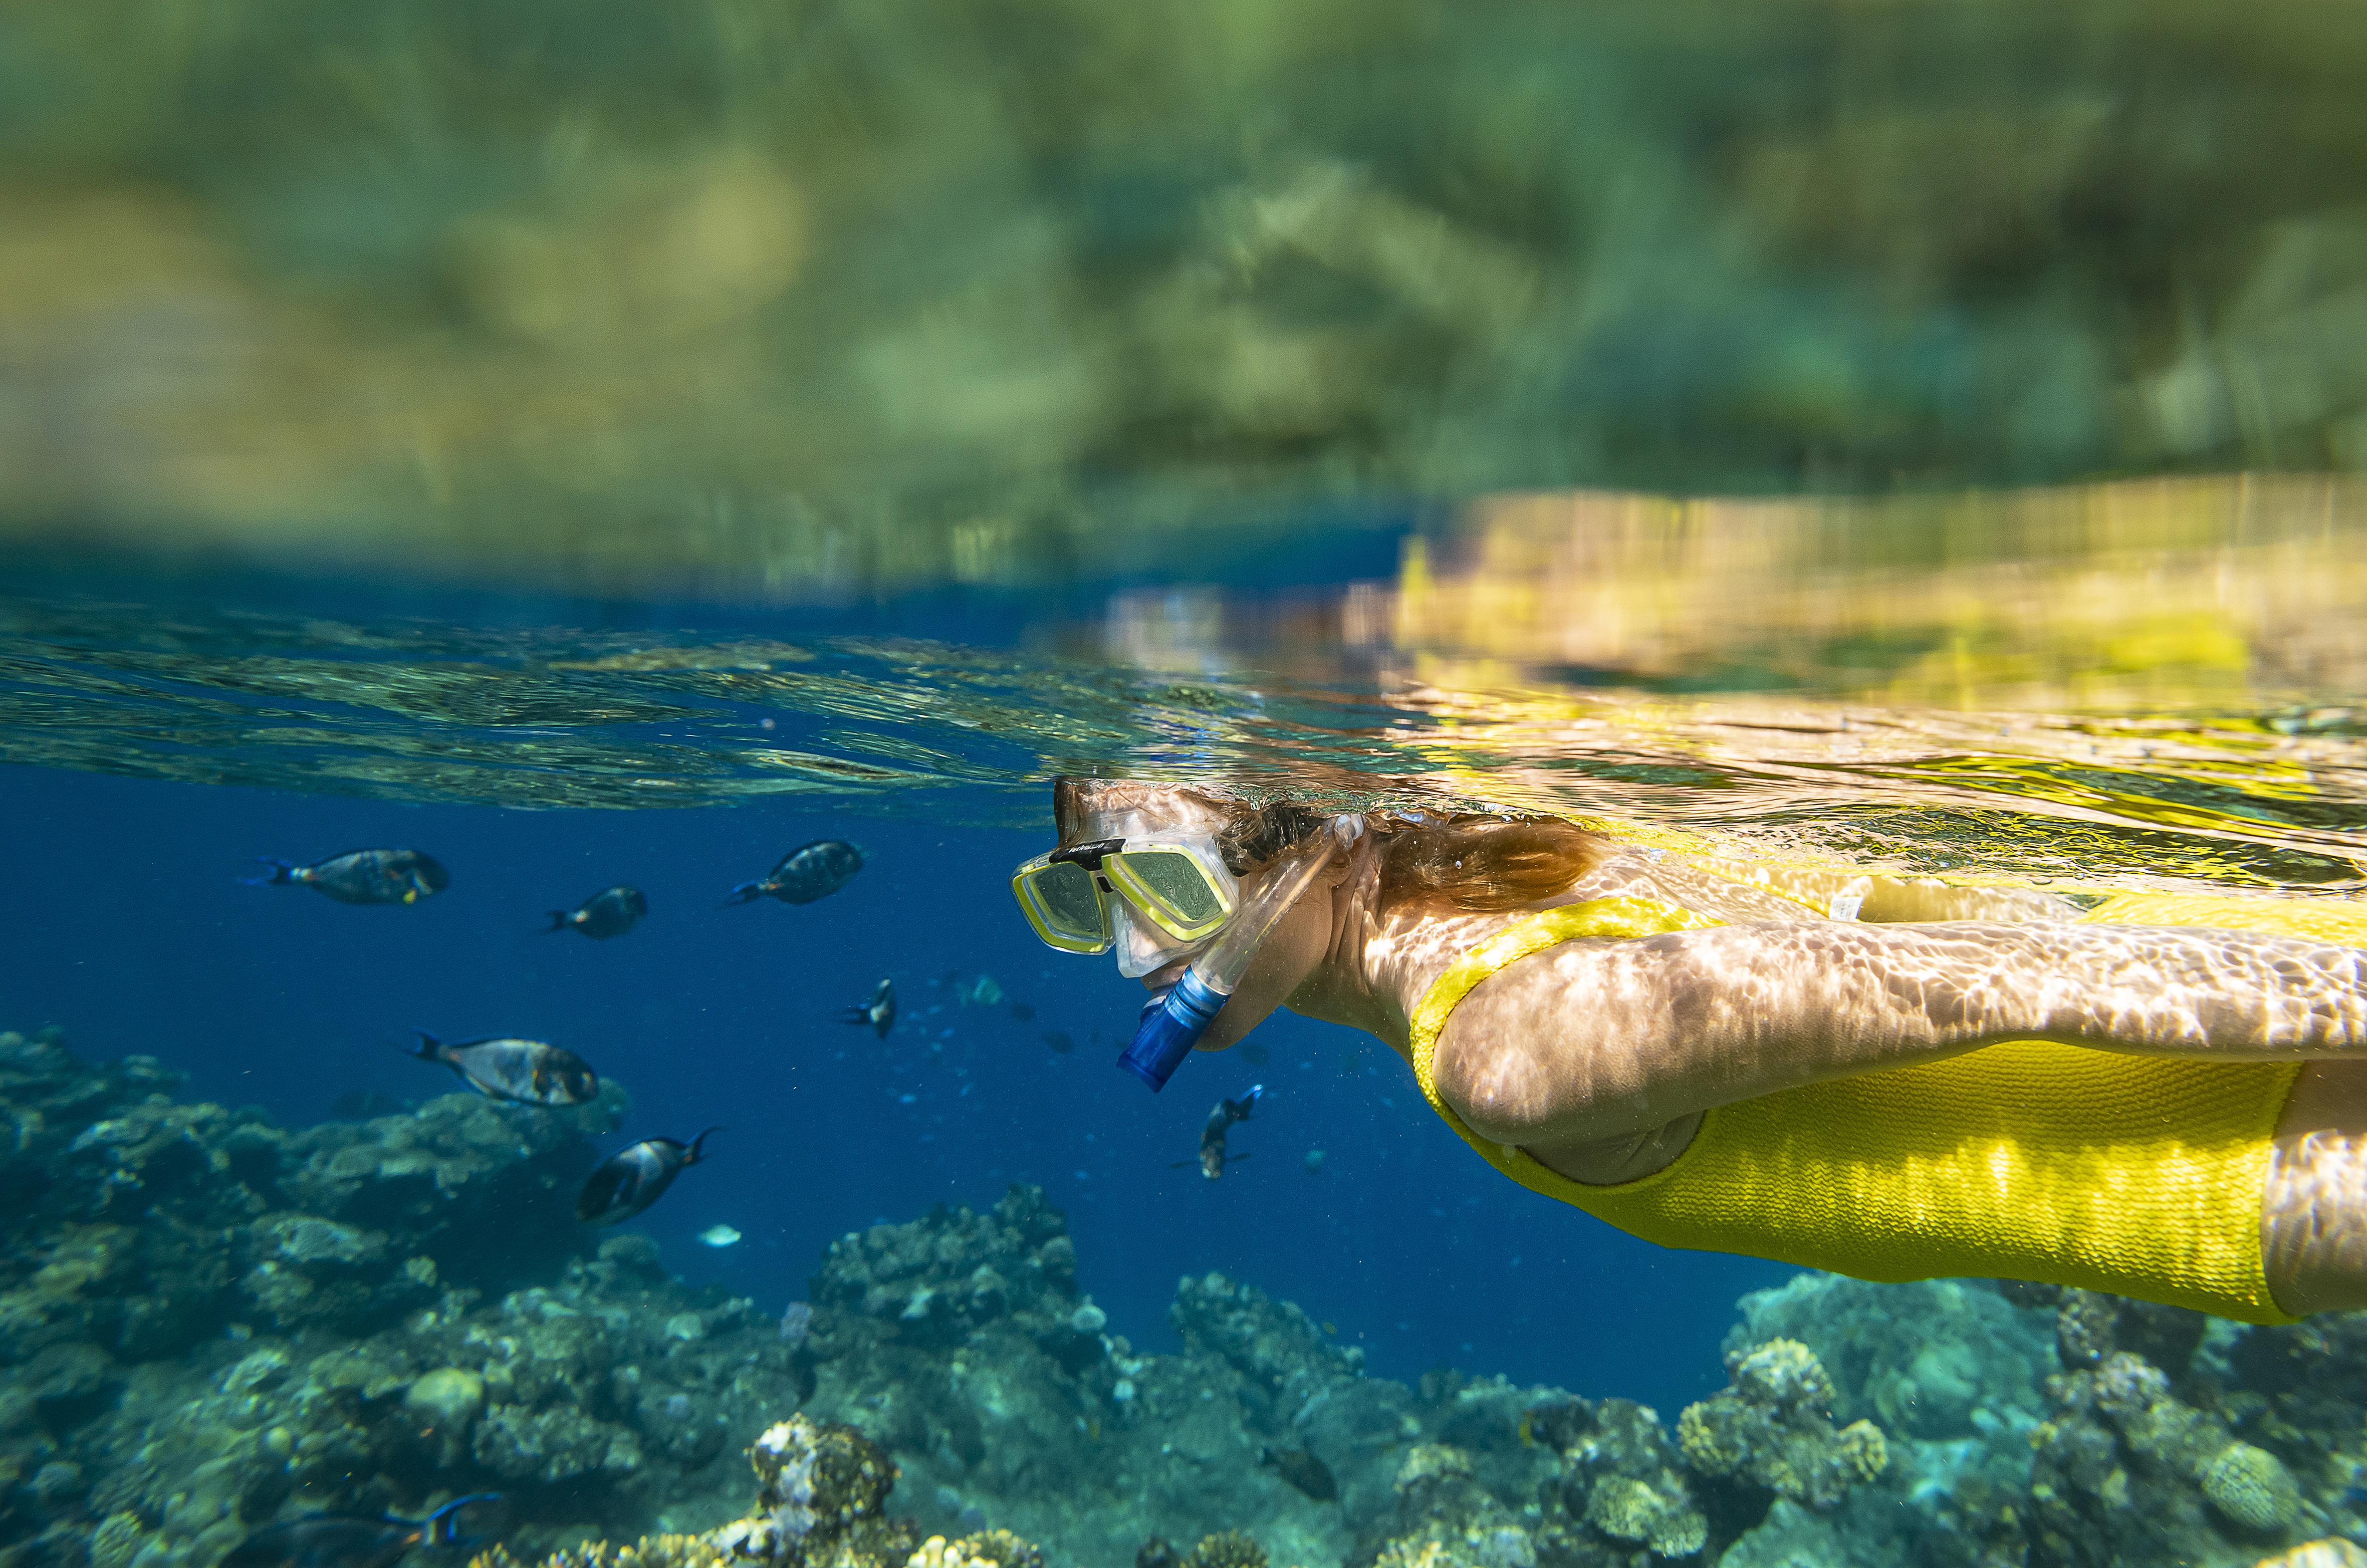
top-left (1049, 838), bottom-right (1125, 871)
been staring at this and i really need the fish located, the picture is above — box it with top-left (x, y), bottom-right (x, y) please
top-left (221, 1493), bottom-right (500, 1568)
top-left (545, 885), bottom-right (647, 939)
top-left (1009, 1002), bottom-right (1036, 1021)
top-left (1258, 1447), bottom-right (1338, 1503)
top-left (248, 849), bottom-right (448, 906)
top-left (838, 978), bottom-right (896, 1039)
top-left (577, 1129), bottom-right (720, 1225)
top-left (1302, 1148), bottom-right (1326, 1175)
top-left (1042, 1030), bottom-right (1075, 1055)
top-left (1173, 1085), bottom-right (1262, 1179)
top-left (697, 1224), bottom-right (742, 1248)
top-left (408, 1033), bottom-right (598, 1108)
top-left (723, 841), bottom-right (863, 906)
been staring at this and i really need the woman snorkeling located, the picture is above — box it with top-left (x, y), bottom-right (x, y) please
top-left (1013, 778), bottom-right (2367, 1323)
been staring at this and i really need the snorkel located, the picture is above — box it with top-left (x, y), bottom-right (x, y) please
top-left (1118, 814), bottom-right (1364, 1092)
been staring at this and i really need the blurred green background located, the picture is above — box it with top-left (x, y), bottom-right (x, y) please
top-left (7, 0), bottom-right (2367, 597)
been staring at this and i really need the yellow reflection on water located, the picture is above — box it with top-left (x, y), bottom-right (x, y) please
top-left (1368, 477), bottom-right (2366, 709)
top-left (1288, 477), bottom-right (2367, 887)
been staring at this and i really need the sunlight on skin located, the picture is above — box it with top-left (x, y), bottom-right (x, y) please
top-left (2267, 1068), bottom-right (2367, 1315)
top-left (1057, 780), bottom-right (2367, 1314)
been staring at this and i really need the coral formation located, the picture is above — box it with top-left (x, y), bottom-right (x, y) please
top-left (2201, 1444), bottom-right (2303, 1535)
top-left (2026, 1349), bottom-right (2317, 1561)
top-left (1580, 1475), bottom-right (1705, 1558)
top-left (1674, 1339), bottom-right (1888, 1510)
top-left (1512, 1396), bottom-right (1717, 1565)
top-left (21, 1020), bottom-right (2367, 1568)
top-left (470, 1415), bottom-right (1039, 1568)
top-left (1178, 1532), bottom-right (1267, 1568)
top-left (0, 1028), bottom-right (798, 1568)
top-left (1700, 1271), bottom-right (2367, 1568)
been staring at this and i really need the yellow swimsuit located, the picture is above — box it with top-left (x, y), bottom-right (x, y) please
top-left (1409, 890), bottom-right (2367, 1324)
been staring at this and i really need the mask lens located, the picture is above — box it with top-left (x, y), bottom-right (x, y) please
top-left (1018, 861), bottom-right (1108, 950)
top-left (1108, 849), bottom-right (1231, 939)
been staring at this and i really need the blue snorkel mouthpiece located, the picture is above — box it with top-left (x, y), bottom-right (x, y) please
top-left (1113, 813), bottom-right (1363, 1093)
top-left (1119, 971), bottom-right (1227, 1092)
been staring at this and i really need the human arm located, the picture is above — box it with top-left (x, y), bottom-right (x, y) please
top-left (1429, 919), bottom-right (2367, 1152)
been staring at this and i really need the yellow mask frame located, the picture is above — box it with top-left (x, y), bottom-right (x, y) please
top-left (1010, 836), bottom-right (1238, 954)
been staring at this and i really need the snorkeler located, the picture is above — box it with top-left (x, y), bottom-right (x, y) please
top-left (1013, 777), bottom-right (2367, 1323)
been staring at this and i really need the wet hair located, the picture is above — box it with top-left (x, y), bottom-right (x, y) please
top-left (1216, 801), bottom-right (1329, 875)
top-left (1051, 777), bottom-right (1607, 913)
top-left (1370, 814), bottom-right (1613, 914)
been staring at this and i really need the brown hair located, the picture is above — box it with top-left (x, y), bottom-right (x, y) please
top-left (1370, 814), bottom-right (1613, 914)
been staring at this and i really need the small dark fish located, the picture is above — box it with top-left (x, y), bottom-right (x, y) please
top-left (1173, 1085), bottom-right (1262, 1179)
top-left (1042, 1030), bottom-right (1074, 1055)
top-left (723, 841), bottom-right (863, 906)
top-left (222, 1493), bottom-right (499, 1568)
top-left (1259, 1447), bottom-right (1337, 1503)
top-left (546, 886), bottom-right (647, 939)
top-left (1009, 1002), bottom-right (1036, 1021)
top-left (839, 978), bottom-right (896, 1039)
top-left (578, 1128), bottom-right (720, 1225)
top-left (410, 1032), bottom-right (598, 1107)
top-left (1238, 1039), bottom-right (1270, 1067)
top-left (249, 849), bottom-right (448, 906)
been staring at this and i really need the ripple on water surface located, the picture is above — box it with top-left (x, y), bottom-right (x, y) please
top-left (3, 477), bottom-right (2363, 896)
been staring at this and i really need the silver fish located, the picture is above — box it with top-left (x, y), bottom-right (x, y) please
top-left (248, 849), bottom-right (448, 905)
top-left (723, 841), bottom-right (863, 906)
top-left (410, 1032), bottom-right (598, 1107)
top-left (578, 1129), bottom-right (719, 1224)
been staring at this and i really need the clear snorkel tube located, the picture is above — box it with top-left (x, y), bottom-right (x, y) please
top-left (1117, 814), bottom-right (1365, 1092)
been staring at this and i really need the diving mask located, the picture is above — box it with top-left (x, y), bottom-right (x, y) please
top-left (1010, 832), bottom-right (1238, 973)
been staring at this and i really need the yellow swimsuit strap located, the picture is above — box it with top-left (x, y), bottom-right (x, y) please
top-left (1408, 896), bottom-right (1724, 1099)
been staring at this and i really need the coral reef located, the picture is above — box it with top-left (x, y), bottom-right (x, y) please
top-left (2024, 1350), bottom-right (2317, 1562)
top-left (1696, 1270), bottom-right (2367, 1568)
top-left (19, 1019), bottom-right (2367, 1568)
top-left (1516, 1397), bottom-right (1716, 1565)
top-left (470, 1415), bottom-right (1041, 1568)
top-left (0, 1028), bottom-right (798, 1568)
top-left (1675, 1340), bottom-right (1888, 1511)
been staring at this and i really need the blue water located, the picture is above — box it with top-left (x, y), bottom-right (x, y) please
top-left (0, 762), bottom-right (1788, 1418)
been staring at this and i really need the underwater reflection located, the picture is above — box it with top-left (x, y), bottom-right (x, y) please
top-left (7, 476), bottom-right (2357, 891)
